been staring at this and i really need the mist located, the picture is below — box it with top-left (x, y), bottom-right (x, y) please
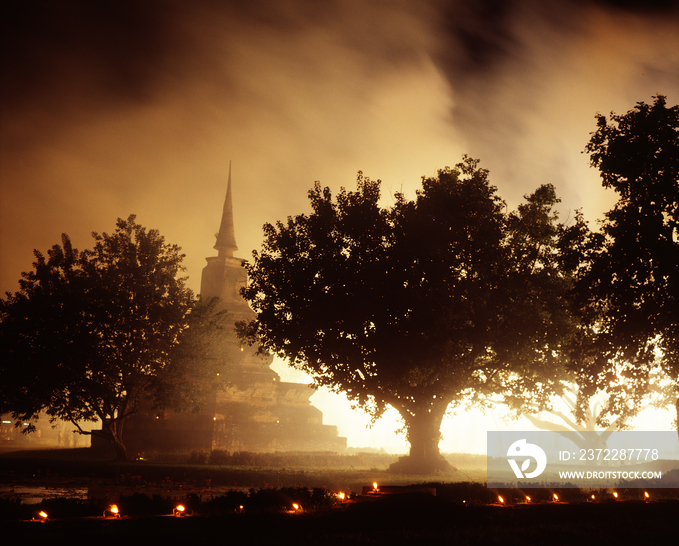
top-left (2, 0), bottom-right (678, 453)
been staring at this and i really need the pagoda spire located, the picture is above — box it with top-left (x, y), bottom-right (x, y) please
top-left (214, 161), bottom-right (238, 258)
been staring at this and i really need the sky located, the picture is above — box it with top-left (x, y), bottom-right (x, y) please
top-left (2, 0), bottom-right (678, 453)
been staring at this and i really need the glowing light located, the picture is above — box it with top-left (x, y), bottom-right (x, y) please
top-left (553, 494), bottom-right (559, 502)
top-left (38, 511), bottom-right (48, 519)
top-left (292, 503), bottom-right (301, 511)
top-left (174, 504), bottom-right (186, 516)
top-left (338, 492), bottom-right (346, 500)
top-left (498, 495), bottom-right (504, 504)
top-left (644, 491), bottom-right (650, 499)
top-left (525, 496), bottom-right (531, 503)
top-left (591, 494), bottom-right (595, 501)
top-left (104, 504), bottom-right (120, 518)
top-left (373, 482), bottom-right (378, 491)
top-left (613, 492), bottom-right (619, 499)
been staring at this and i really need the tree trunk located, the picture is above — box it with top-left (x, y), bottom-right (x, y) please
top-left (390, 406), bottom-right (450, 474)
top-left (101, 419), bottom-right (128, 460)
top-left (110, 431), bottom-right (128, 461)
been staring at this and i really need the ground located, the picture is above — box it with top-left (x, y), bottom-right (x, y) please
top-left (1, 447), bottom-right (677, 544)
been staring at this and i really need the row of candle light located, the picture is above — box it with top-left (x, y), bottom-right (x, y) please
top-left (29, 486), bottom-right (655, 521)
top-left (496, 491), bottom-right (652, 504)
top-left (33, 501), bottom-right (276, 521)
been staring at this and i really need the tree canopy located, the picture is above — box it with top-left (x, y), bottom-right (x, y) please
top-left (238, 157), bottom-right (582, 472)
top-left (580, 95), bottom-right (679, 430)
top-left (0, 215), bottom-right (229, 459)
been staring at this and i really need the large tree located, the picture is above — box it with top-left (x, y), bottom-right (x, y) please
top-left (0, 215), bottom-right (229, 459)
top-left (238, 157), bottom-right (580, 472)
top-left (581, 95), bottom-right (679, 432)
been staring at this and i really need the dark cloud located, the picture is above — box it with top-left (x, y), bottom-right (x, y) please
top-left (429, 0), bottom-right (679, 206)
top-left (594, 0), bottom-right (679, 9)
top-left (2, 1), bottom-right (175, 107)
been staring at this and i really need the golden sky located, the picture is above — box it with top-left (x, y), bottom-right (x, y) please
top-left (2, 0), bottom-right (678, 450)
top-left (2, 0), bottom-right (678, 296)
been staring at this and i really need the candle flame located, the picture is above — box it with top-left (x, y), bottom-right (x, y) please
top-left (176, 504), bottom-right (185, 512)
top-left (110, 505), bottom-right (119, 514)
top-left (373, 482), bottom-right (378, 491)
top-left (38, 511), bottom-right (48, 519)
top-left (498, 495), bottom-right (504, 504)
top-left (644, 491), bottom-right (649, 499)
top-left (292, 503), bottom-right (300, 510)
top-left (553, 494), bottom-right (559, 501)
top-left (613, 492), bottom-right (618, 499)
top-left (338, 492), bottom-right (345, 500)
top-left (525, 496), bottom-right (531, 502)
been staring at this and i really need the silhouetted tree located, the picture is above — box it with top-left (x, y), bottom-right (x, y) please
top-left (520, 381), bottom-right (636, 450)
top-left (0, 215), bottom-right (229, 459)
top-left (581, 95), bottom-right (679, 434)
top-left (237, 157), bottom-right (582, 472)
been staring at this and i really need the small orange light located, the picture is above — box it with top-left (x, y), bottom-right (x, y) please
top-left (644, 491), bottom-right (650, 499)
top-left (292, 503), bottom-right (300, 511)
top-left (38, 511), bottom-right (48, 519)
top-left (591, 494), bottom-right (595, 500)
top-left (613, 492), bottom-right (618, 499)
top-left (338, 492), bottom-right (346, 500)
top-left (525, 496), bottom-right (531, 503)
top-left (104, 504), bottom-right (120, 518)
top-left (373, 482), bottom-right (378, 491)
top-left (174, 504), bottom-right (186, 516)
top-left (498, 495), bottom-right (504, 504)
top-left (553, 494), bottom-right (559, 502)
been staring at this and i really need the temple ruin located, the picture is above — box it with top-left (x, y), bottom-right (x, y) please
top-left (119, 165), bottom-right (346, 454)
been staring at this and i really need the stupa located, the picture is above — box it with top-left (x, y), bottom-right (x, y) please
top-left (202, 164), bottom-right (346, 452)
top-left (109, 165), bottom-right (346, 455)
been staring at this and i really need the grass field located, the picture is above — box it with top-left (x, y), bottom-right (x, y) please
top-left (0, 446), bottom-right (487, 491)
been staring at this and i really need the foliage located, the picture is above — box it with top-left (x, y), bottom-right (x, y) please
top-left (0, 215), bottom-right (230, 459)
top-left (581, 95), bottom-right (679, 425)
top-left (520, 383), bottom-right (630, 450)
top-left (148, 296), bottom-right (231, 416)
top-left (238, 157), bottom-right (583, 472)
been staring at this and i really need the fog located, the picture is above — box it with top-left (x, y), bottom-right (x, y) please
top-left (2, 0), bottom-right (678, 453)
